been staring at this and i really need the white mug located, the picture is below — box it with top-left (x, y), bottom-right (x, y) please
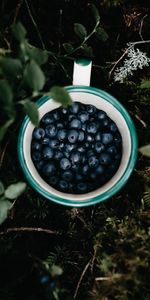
top-left (18, 59), bottom-right (138, 207)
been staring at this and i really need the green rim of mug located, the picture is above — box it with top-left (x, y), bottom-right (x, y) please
top-left (17, 86), bottom-right (138, 207)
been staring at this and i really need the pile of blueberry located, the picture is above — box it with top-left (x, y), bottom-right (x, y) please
top-left (31, 101), bottom-right (122, 194)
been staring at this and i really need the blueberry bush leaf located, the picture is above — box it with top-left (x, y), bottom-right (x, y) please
top-left (50, 86), bottom-right (72, 107)
top-left (5, 182), bottom-right (27, 200)
top-left (23, 60), bottom-right (45, 91)
top-left (20, 99), bottom-right (39, 126)
top-left (139, 144), bottom-right (150, 157)
top-left (12, 22), bottom-right (27, 42)
top-left (90, 3), bottom-right (100, 23)
top-left (0, 198), bottom-right (12, 225)
top-left (0, 182), bottom-right (4, 196)
top-left (96, 26), bottom-right (108, 41)
top-left (74, 23), bottom-right (87, 39)
top-left (140, 80), bottom-right (150, 89)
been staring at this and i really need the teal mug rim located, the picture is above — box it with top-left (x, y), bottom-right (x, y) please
top-left (17, 85), bottom-right (138, 207)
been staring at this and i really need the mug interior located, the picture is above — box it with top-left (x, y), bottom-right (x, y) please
top-left (18, 86), bottom-right (137, 206)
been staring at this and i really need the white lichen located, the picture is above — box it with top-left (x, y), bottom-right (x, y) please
top-left (114, 47), bottom-right (150, 83)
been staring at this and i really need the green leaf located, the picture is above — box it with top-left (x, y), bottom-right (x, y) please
top-left (0, 198), bottom-right (12, 225)
top-left (5, 182), bottom-right (27, 200)
top-left (23, 60), bottom-right (45, 91)
top-left (81, 44), bottom-right (94, 57)
top-left (139, 144), bottom-right (150, 157)
top-left (140, 80), bottom-right (150, 89)
top-left (51, 265), bottom-right (63, 277)
top-left (0, 80), bottom-right (13, 111)
top-left (12, 22), bottom-right (27, 42)
top-left (0, 57), bottom-right (22, 78)
top-left (20, 99), bottom-right (39, 126)
top-left (0, 182), bottom-right (4, 196)
top-left (50, 86), bottom-right (72, 107)
top-left (74, 23), bottom-right (87, 39)
top-left (63, 43), bottom-right (74, 54)
top-left (0, 118), bottom-right (14, 141)
top-left (90, 4), bottom-right (100, 23)
top-left (96, 26), bottom-right (108, 41)
top-left (27, 46), bottom-right (48, 65)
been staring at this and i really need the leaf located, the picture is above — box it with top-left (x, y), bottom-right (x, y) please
top-left (139, 144), bottom-right (150, 157)
top-left (140, 80), bottom-right (150, 89)
top-left (0, 57), bottom-right (22, 78)
top-left (63, 43), bottom-right (74, 54)
top-left (0, 80), bottom-right (13, 112)
top-left (50, 86), bottom-right (72, 107)
top-left (0, 118), bottom-right (14, 141)
top-left (90, 4), bottom-right (100, 23)
top-left (81, 44), bottom-right (94, 57)
top-left (12, 22), bottom-right (27, 42)
top-left (20, 99), bottom-right (39, 126)
top-left (0, 198), bottom-right (12, 225)
top-left (23, 60), bottom-right (45, 91)
top-left (96, 26), bottom-right (108, 41)
top-left (0, 182), bottom-right (4, 196)
top-left (27, 46), bottom-right (48, 65)
top-left (74, 23), bottom-right (87, 39)
top-left (5, 182), bottom-right (27, 200)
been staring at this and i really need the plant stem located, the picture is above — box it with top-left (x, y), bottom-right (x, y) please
top-left (0, 227), bottom-right (59, 236)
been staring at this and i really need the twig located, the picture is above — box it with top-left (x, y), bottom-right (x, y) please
top-left (139, 14), bottom-right (148, 41)
top-left (13, 0), bottom-right (24, 24)
top-left (73, 258), bottom-right (91, 299)
top-left (24, 0), bottom-right (45, 50)
top-left (109, 39), bottom-right (150, 79)
top-left (0, 141), bottom-right (9, 168)
top-left (0, 227), bottom-right (59, 236)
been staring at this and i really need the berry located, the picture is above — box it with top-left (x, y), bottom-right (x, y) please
top-left (32, 128), bottom-right (45, 140)
top-left (41, 137), bottom-right (50, 145)
top-left (99, 153), bottom-right (111, 165)
top-left (48, 176), bottom-right (58, 186)
top-left (95, 132), bottom-right (101, 141)
top-left (68, 130), bottom-right (78, 143)
top-left (86, 134), bottom-right (94, 143)
top-left (57, 129), bottom-right (67, 141)
top-left (65, 143), bottom-right (76, 152)
top-left (95, 142), bottom-right (105, 154)
top-left (102, 133), bottom-right (113, 145)
top-left (69, 101), bottom-right (80, 114)
top-left (88, 156), bottom-right (99, 168)
top-left (42, 162), bottom-right (56, 176)
top-left (32, 151), bottom-right (42, 161)
top-left (42, 147), bottom-right (54, 159)
top-left (61, 170), bottom-right (73, 182)
top-left (96, 165), bottom-right (104, 175)
top-left (77, 182), bottom-right (87, 193)
top-left (70, 151), bottom-right (81, 165)
top-left (107, 145), bottom-right (117, 156)
top-left (49, 139), bottom-right (60, 149)
top-left (87, 122), bottom-right (98, 134)
top-left (58, 180), bottom-right (68, 191)
top-left (45, 124), bottom-right (57, 137)
top-left (41, 113), bottom-right (54, 125)
top-left (54, 150), bottom-right (64, 161)
top-left (97, 110), bottom-right (107, 120)
top-left (78, 111), bottom-right (89, 123)
top-left (78, 130), bottom-right (85, 142)
top-left (70, 118), bottom-right (81, 129)
top-left (60, 158), bottom-right (71, 170)
top-left (109, 121), bottom-right (118, 133)
top-left (82, 164), bottom-right (90, 176)
top-left (86, 104), bottom-right (96, 114)
top-left (31, 141), bottom-right (42, 151)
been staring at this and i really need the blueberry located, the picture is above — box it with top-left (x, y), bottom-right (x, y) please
top-left (99, 153), bottom-right (111, 165)
top-left (42, 162), bottom-right (56, 176)
top-left (32, 128), bottom-right (45, 140)
top-left (90, 172), bottom-right (97, 180)
top-left (70, 118), bottom-right (81, 129)
top-left (31, 141), bottom-right (42, 151)
top-left (45, 124), bottom-right (57, 137)
top-left (61, 170), bottom-right (73, 182)
top-left (109, 121), bottom-right (118, 133)
top-left (35, 160), bottom-right (44, 170)
top-left (78, 130), bottom-right (85, 142)
top-left (52, 110), bottom-right (60, 121)
top-left (59, 142), bottom-right (65, 150)
top-left (82, 164), bottom-right (90, 175)
top-left (87, 122), bottom-right (98, 134)
top-left (48, 176), bottom-right (58, 186)
top-left (114, 133), bottom-right (122, 148)
top-left (40, 275), bottom-right (50, 285)
top-left (96, 165), bottom-right (104, 175)
top-left (78, 111), bottom-right (89, 123)
top-left (97, 110), bottom-right (107, 120)
top-left (56, 122), bottom-right (64, 129)
top-left (88, 156), bottom-right (99, 168)
top-left (58, 180), bottom-right (68, 191)
top-left (41, 113), bottom-right (54, 125)
top-left (61, 107), bottom-right (68, 115)
top-left (87, 150), bottom-right (95, 157)
top-left (32, 151), bottom-right (42, 161)
top-left (85, 142), bottom-right (91, 149)
top-left (60, 158), bottom-right (71, 170)
top-left (75, 174), bottom-right (84, 181)
top-left (95, 142), bottom-right (105, 154)
top-left (42, 147), bottom-right (54, 159)
top-left (77, 146), bottom-right (86, 153)
top-left (106, 145), bottom-right (117, 156)
top-left (65, 143), bottom-right (76, 152)
top-left (68, 130), bottom-right (78, 143)
top-left (69, 102), bottom-right (80, 114)
top-left (76, 182), bottom-right (87, 193)
top-left (57, 129), bottom-right (67, 141)
top-left (68, 114), bottom-right (76, 122)
top-left (70, 151), bottom-right (81, 164)
top-left (49, 139), bottom-right (60, 149)
top-left (72, 164), bottom-right (79, 172)
top-left (81, 123), bottom-right (87, 131)
top-left (101, 118), bottom-right (110, 128)
top-left (95, 132), bottom-right (101, 141)
top-left (86, 134), bottom-right (94, 143)
top-left (86, 104), bottom-right (96, 114)
top-left (54, 150), bottom-right (64, 160)
top-left (41, 137), bottom-right (50, 145)
top-left (102, 133), bottom-right (113, 145)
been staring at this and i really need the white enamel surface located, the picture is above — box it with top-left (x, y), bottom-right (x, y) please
top-left (23, 91), bottom-right (131, 202)
top-left (73, 61), bottom-right (92, 86)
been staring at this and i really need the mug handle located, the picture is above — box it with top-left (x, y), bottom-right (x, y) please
top-left (73, 59), bottom-right (92, 86)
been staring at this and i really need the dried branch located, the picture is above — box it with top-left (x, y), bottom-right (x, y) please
top-left (73, 258), bottom-right (91, 299)
top-left (0, 227), bottom-right (59, 236)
